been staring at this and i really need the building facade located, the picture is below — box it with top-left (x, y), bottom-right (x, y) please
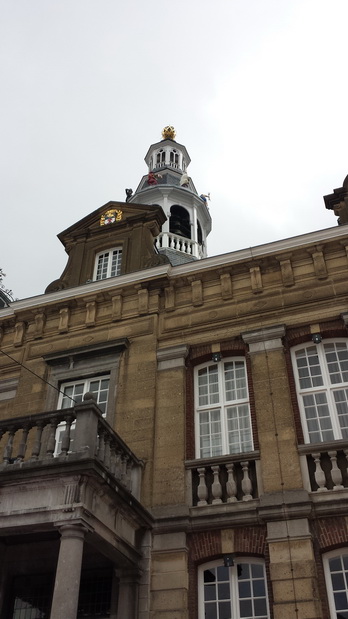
top-left (0, 130), bottom-right (348, 618)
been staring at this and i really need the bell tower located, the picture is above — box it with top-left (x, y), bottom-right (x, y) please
top-left (128, 126), bottom-right (212, 265)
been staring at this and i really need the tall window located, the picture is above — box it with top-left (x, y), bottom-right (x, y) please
top-left (292, 340), bottom-right (348, 443)
top-left (324, 551), bottom-right (348, 618)
top-left (198, 559), bottom-right (270, 619)
top-left (195, 358), bottom-right (253, 458)
top-left (55, 375), bottom-right (110, 454)
top-left (94, 248), bottom-right (122, 281)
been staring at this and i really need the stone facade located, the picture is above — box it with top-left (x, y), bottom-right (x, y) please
top-left (1, 172), bottom-right (348, 617)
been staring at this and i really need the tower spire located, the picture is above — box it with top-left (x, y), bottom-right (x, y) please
top-left (129, 128), bottom-right (212, 265)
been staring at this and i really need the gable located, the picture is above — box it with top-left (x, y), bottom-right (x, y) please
top-left (58, 201), bottom-right (166, 247)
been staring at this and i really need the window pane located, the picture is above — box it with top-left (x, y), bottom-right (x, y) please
top-left (199, 409), bottom-right (222, 458)
top-left (227, 404), bottom-right (253, 453)
top-left (110, 249), bottom-right (122, 277)
top-left (202, 562), bottom-right (269, 619)
top-left (239, 598), bottom-right (252, 617)
top-left (218, 601), bottom-right (231, 618)
top-left (198, 366), bottom-right (219, 406)
top-left (302, 392), bottom-right (334, 442)
top-left (224, 361), bottom-right (248, 402)
top-left (325, 342), bottom-right (348, 384)
top-left (329, 554), bottom-right (348, 616)
top-left (334, 389), bottom-right (348, 437)
top-left (295, 347), bottom-right (323, 389)
top-left (95, 252), bottom-right (109, 281)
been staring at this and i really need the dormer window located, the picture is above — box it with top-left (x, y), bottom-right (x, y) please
top-left (94, 248), bottom-right (122, 281)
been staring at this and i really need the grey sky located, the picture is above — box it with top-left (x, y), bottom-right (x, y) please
top-left (1, 0), bottom-right (347, 300)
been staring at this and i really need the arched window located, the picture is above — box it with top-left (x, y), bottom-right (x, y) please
top-left (93, 248), bottom-right (122, 281)
top-left (291, 340), bottom-right (348, 443)
top-left (195, 358), bottom-right (253, 458)
top-left (169, 205), bottom-right (191, 239)
top-left (197, 220), bottom-right (203, 245)
top-left (198, 558), bottom-right (270, 619)
top-left (170, 149), bottom-right (179, 167)
top-left (324, 550), bottom-right (348, 618)
top-left (156, 149), bottom-right (165, 166)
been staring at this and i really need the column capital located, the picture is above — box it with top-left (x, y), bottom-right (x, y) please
top-left (157, 344), bottom-right (189, 370)
top-left (242, 324), bottom-right (286, 352)
top-left (55, 519), bottom-right (93, 539)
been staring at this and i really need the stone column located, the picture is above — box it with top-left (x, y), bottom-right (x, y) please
top-left (116, 569), bottom-right (140, 618)
top-left (267, 519), bottom-right (323, 619)
top-left (50, 522), bottom-right (89, 619)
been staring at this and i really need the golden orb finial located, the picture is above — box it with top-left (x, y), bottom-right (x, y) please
top-left (162, 126), bottom-right (176, 140)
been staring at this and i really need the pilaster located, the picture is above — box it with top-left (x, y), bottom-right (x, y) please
top-left (242, 325), bottom-right (302, 492)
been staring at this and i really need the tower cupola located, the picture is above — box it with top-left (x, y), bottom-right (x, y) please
top-left (129, 127), bottom-right (212, 265)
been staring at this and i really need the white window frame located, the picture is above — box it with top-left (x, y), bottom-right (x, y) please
top-left (55, 375), bottom-right (110, 455)
top-left (194, 357), bottom-right (253, 459)
top-left (198, 558), bottom-right (270, 619)
top-left (93, 247), bottom-right (122, 281)
top-left (291, 339), bottom-right (348, 444)
top-left (323, 549), bottom-right (348, 619)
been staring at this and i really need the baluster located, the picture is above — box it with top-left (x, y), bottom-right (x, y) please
top-left (226, 463), bottom-right (237, 502)
top-left (114, 449), bottom-right (122, 480)
top-left (328, 450), bottom-right (344, 490)
top-left (16, 424), bottom-right (31, 462)
top-left (211, 465), bottom-right (222, 504)
top-left (312, 452), bottom-right (327, 491)
top-left (126, 459), bottom-right (133, 491)
top-left (109, 442), bottom-right (117, 475)
top-left (241, 461), bottom-right (253, 500)
top-left (3, 427), bottom-right (15, 464)
top-left (31, 422), bottom-right (45, 460)
top-left (104, 435), bottom-right (111, 469)
top-left (197, 467), bottom-right (208, 506)
top-left (344, 449), bottom-right (348, 486)
top-left (121, 454), bottom-right (128, 485)
top-left (60, 416), bottom-right (74, 456)
top-left (97, 430), bottom-right (106, 462)
top-left (0, 429), bottom-right (5, 463)
top-left (46, 418), bottom-right (59, 458)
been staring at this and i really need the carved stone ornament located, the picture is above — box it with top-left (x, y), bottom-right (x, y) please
top-left (100, 209), bottom-right (123, 226)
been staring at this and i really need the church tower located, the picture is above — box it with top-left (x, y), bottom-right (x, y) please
top-left (128, 126), bottom-right (212, 265)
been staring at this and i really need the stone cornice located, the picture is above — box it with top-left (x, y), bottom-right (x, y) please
top-left (1, 225), bottom-right (347, 319)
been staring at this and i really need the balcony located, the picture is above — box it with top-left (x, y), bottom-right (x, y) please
top-left (0, 397), bottom-right (152, 618)
top-left (186, 452), bottom-right (261, 510)
top-left (299, 440), bottom-right (348, 515)
top-left (0, 396), bottom-right (143, 500)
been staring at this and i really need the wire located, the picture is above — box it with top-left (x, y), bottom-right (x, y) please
top-left (0, 348), bottom-right (78, 405)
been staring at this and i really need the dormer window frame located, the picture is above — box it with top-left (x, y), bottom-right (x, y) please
top-left (93, 247), bottom-right (123, 281)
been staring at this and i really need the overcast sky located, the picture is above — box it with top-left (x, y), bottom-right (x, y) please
top-left (1, 0), bottom-right (347, 300)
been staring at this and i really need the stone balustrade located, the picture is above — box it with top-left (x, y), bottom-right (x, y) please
top-left (186, 452), bottom-right (260, 507)
top-left (0, 398), bottom-right (143, 499)
top-left (299, 441), bottom-right (348, 492)
top-left (156, 232), bottom-right (195, 256)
